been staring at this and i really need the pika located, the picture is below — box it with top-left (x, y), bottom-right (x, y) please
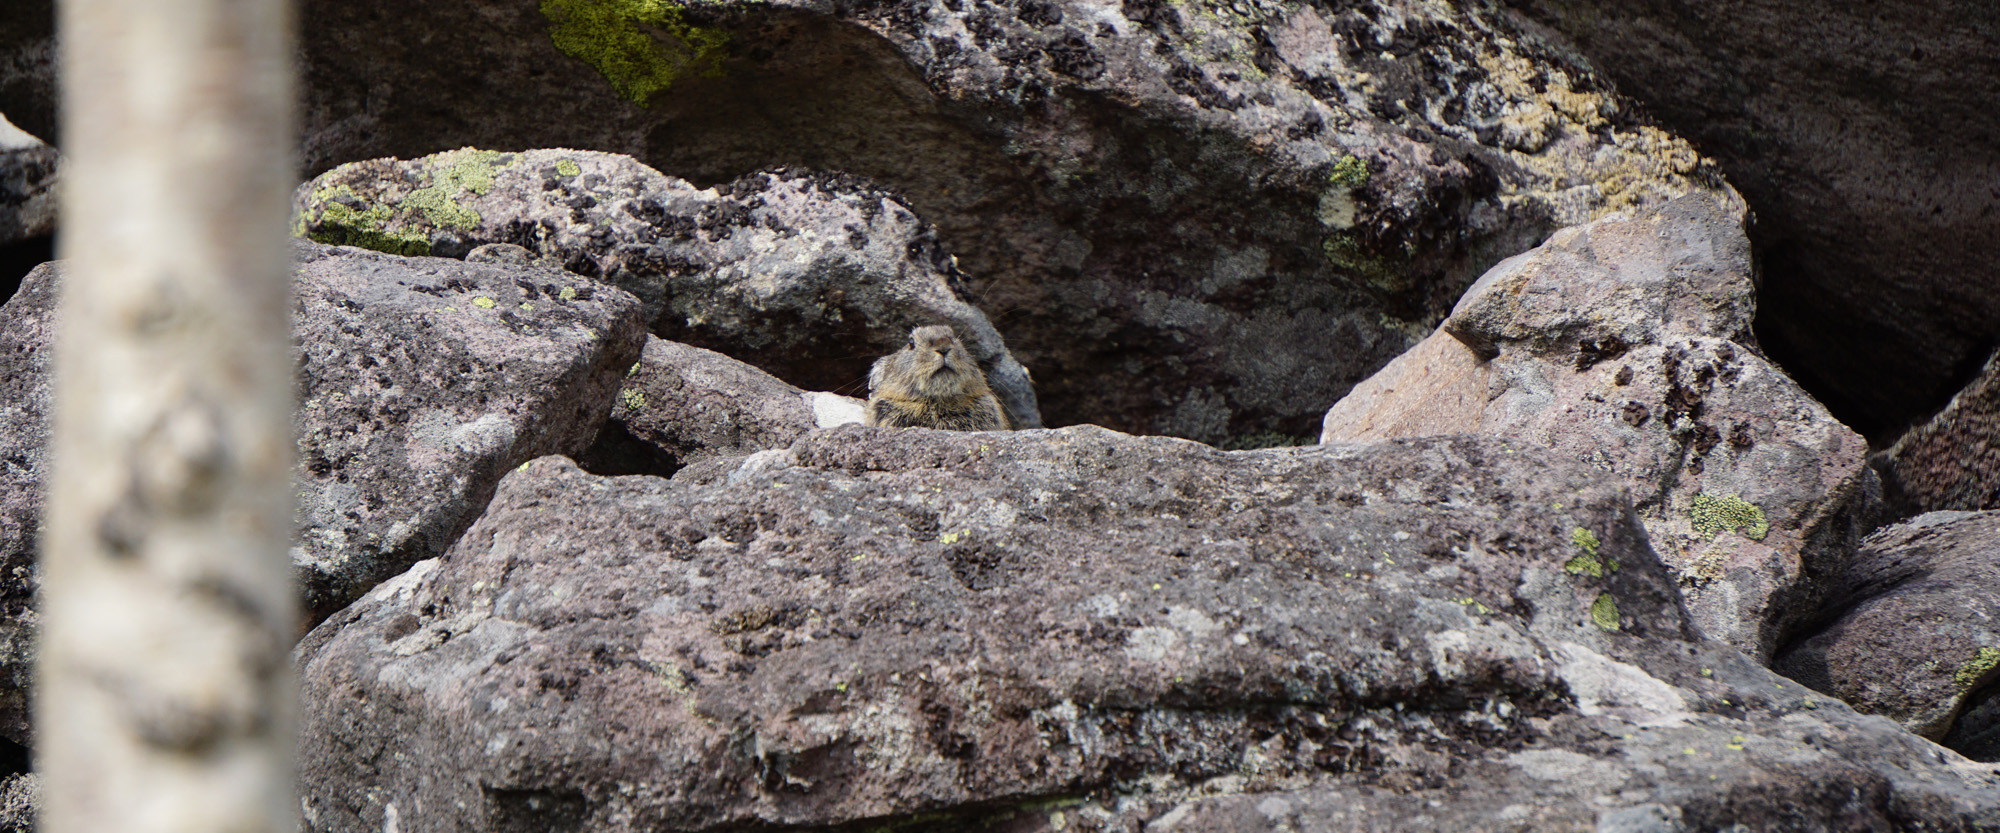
top-left (865, 325), bottom-right (1010, 431)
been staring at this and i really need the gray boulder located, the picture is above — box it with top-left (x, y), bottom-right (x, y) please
top-left (0, 263), bottom-right (55, 746)
top-left (296, 428), bottom-right (2000, 832)
top-left (1501, 0), bottom-right (2000, 444)
top-left (1877, 347), bottom-right (2000, 517)
top-left (0, 113), bottom-right (54, 248)
top-left (576, 335), bottom-right (865, 478)
top-left (1774, 510), bottom-right (2000, 758)
top-left (291, 242), bottom-right (647, 622)
top-left (294, 149), bottom-right (1041, 430)
top-left (1322, 193), bottom-right (1874, 661)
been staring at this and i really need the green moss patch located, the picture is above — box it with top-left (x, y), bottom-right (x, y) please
top-left (1564, 526), bottom-right (1616, 577)
top-left (540, 0), bottom-right (730, 106)
top-left (1956, 646), bottom-right (2000, 692)
top-left (1328, 155), bottom-right (1371, 188)
top-left (1689, 493), bottom-right (1769, 541)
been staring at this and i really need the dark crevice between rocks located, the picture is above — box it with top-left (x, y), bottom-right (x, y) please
top-left (573, 421), bottom-right (684, 480)
top-left (1945, 681), bottom-right (2000, 763)
top-left (0, 737), bottom-right (25, 779)
top-left (0, 234), bottom-right (52, 307)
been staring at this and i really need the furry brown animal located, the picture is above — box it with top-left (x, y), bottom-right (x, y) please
top-left (865, 326), bottom-right (1010, 431)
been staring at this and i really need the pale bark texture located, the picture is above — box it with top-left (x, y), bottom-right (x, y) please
top-left (39, 1), bottom-right (296, 831)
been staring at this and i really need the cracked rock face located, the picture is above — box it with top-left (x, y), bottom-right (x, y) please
top-left (1775, 510), bottom-right (2000, 760)
top-left (0, 263), bottom-right (56, 746)
top-left (1322, 193), bottom-right (1873, 661)
top-left (295, 149), bottom-right (1042, 431)
top-left (275, 0), bottom-right (1718, 441)
top-left (296, 428), bottom-right (1999, 832)
top-left (1500, 0), bottom-right (2000, 444)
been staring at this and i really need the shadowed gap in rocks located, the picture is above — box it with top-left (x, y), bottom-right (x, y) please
top-left (0, 235), bottom-right (50, 307)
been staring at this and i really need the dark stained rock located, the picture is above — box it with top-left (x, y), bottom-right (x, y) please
top-left (290, 242), bottom-right (648, 623)
top-left (1322, 193), bottom-right (1874, 661)
top-left (0, 263), bottom-right (56, 746)
top-left (1878, 348), bottom-right (2000, 518)
top-left (575, 335), bottom-right (865, 478)
top-left (1774, 510), bottom-right (2000, 760)
top-left (1498, 0), bottom-right (2000, 443)
top-left (296, 428), bottom-right (2000, 832)
top-left (275, 0), bottom-right (1723, 441)
top-left (0, 9), bottom-right (55, 150)
top-left (295, 149), bottom-right (1042, 431)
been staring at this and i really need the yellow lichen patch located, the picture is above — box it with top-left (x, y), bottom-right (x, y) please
top-left (1689, 493), bottom-right (1769, 541)
top-left (539, 0), bottom-right (729, 106)
top-left (472, 296), bottom-right (497, 309)
top-left (620, 388), bottom-right (647, 411)
top-left (1591, 593), bottom-right (1620, 632)
top-left (1956, 647), bottom-right (2000, 691)
top-left (403, 148), bottom-right (511, 230)
top-left (555, 158), bottom-right (582, 177)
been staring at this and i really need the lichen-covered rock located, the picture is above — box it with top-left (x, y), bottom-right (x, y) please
top-left (1502, 0), bottom-right (2000, 445)
top-left (290, 242), bottom-right (647, 622)
top-left (276, 0), bottom-right (1727, 440)
top-left (1774, 510), bottom-right (2000, 759)
top-left (1322, 192), bottom-right (1873, 661)
top-left (0, 263), bottom-right (56, 746)
top-left (0, 113), bottom-right (54, 248)
top-left (576, 335), bottom-right (865, 477)
top-left (294, 149), bottom-right (1041, 430)
top-left (295, 428), bottom-right (2000, 833)
top-left (1878, 347), bottom-right (2000, 518)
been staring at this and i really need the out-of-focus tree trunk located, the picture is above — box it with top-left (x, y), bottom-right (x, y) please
top-left (39, 0), bottom-right (296, 831)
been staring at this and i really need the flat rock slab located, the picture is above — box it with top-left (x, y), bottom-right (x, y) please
top-left (292, 242), bottom-right (647, 622)
top-left (1323, 193), bottom-right (1872, 661)
top-left (297, 428), bottom-right (1998, 832)
top-left (1879, 347), bottom-right (2000, 517)
top-left (295, 149), bottom-right (1041, 430)
top-left (1775, 510), bottom-right (2000, 758)
top-left (576, 335), bottom-right (865, 478)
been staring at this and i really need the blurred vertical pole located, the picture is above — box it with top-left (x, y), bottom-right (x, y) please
top-left (40, 0), bottom-right (296, 830)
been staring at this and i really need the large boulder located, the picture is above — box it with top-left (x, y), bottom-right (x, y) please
top-left (1321, 193), bottom-right (1874, 661)
top-left (1877, 347), bottom-right (2000, 518)
top-left (575, 335), bottom-right (866, 478)
top-left (0, 245), bottom-right (647, 744)
top-left (278, 0), bottom-right (1719, 440)
top-left (0, 113), bottom-right (53, 248)
top-left (1499, 0), bottom-right (2000, 443)
top-left (296, 428), bottom-right (2000, 832)
top-left (1774, 510), bottom-right (2000, 759)
top-left (295, 149), bottom-right (1042, 430)
top-left (0, 263), bottom-right (56, 747)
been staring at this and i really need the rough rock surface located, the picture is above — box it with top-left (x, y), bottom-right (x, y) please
top-left (0, 264), bottom-right (55, 746)
top-left (294, 149), bottom-right (1041, 431)
top-left (1499, 0), bottom-right (2000, 442)
top-left (270, 0), bottom-right (1720, 440)
top-left (297, 428), bottom-right (2000, 832)
top-left (1878, 348), bottom-right (2000, 518)
top-left (1321, 193), bottom-right (1873, 661)
top-left (291, 242), bottom-right (647, 622)
top-left (1775, 510), bottom-right (2000, 759)
top-left (576, 335), bottom-right (865, 478)
top-left (0, 113), bottom-right (54, 247)
top-left (0, 7), bottom-right (54, 150)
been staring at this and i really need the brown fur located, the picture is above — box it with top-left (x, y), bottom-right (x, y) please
top-left (865, 326), bottom-right (1010, 432)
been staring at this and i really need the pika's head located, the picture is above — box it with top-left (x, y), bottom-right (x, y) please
top-left (870, 325), bottom-right (987, 400)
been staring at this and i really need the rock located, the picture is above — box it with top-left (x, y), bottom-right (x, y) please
top-left (1499, 0), bottom-right (2000, 443)
top-left (0, 772), bottom-right (34, 833)
top-left (1322, 193), bottom-right (1873, 661)
top-left (294, 149), bottom-right (1042, 431)
top-left (290, 242), bottom-right (647, 622)
top-left (1878, 347), bottom-right (2000, 517)
top-left (277, 0), bottom-right (1723, 441)
top-left (0, 8), bottom-right (55, 149)
top-left (0, 113), bottom-right (54, 246)
top-left (0, 263), bottom-right (56, 746)
top-left (1774, 510), bottom-right (2000, 758)
top-left (575, 335), bottom-right (865, 478)
top-left (296, 428), bottom-right (2000, 832)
